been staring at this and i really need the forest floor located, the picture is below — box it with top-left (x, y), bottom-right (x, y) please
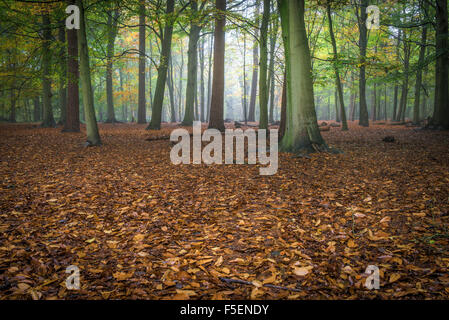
top-left (0, 121), bottom-right (448, 300)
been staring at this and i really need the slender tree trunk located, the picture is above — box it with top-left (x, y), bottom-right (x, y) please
top-left (279, 69), bottom-right (286, 140)
top-left (167, 56), bottom-right (176, 122)
top-left (199, 37), bottom-right (205, 122)
top-left (357, 0), bottom-right (369, 127)
top-left (63, 3), bottom-right (80, 132)
top-left (327, 4), bottom-right (347, 130)
top-left (58, 25), bottom-right (67, 126)
top-left (268, 6), bottom-right (278, 124)
top-left (147, 0), bottom-right (175, 130)
top-left (413, 11), bottom-right (428, 124)
top-left (242, 33), bottom-right (248, 123)
top-left (258, 0), bottom-right (270, 129)
top-left (138, 0), bottom-right (146, 123)
top-left (208, 0), bottom-right (226, 131)
top-left (279, 0), bottom-right (326, 153)
top-left (41, 13), bottom-right (55, 127)
top-left (248, 0), bottom-right (260, 122)
top-left (105, 8), bottom-right (119, 123)
top-left (431, 0), bottom-right (449, 128)
top-left (397, 39), bottom-right (410, 122)
top-left (33, 96), bottom-right (41, 122)
top-left (349, 72), bottom-right (355, 121)
top-left (206, 32), bottom-right (213, 122)
top-left (182, 1), bottom-right (201, 126)
top-left (77, 0), bottom-right (101, 145)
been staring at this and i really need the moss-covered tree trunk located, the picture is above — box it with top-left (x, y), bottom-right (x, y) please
top-left (279, 0), bottom-right (326, 154)
top-left (147, 0), bottom-right (175, 130)
top-left (77, 0), bottom-right (101, 145)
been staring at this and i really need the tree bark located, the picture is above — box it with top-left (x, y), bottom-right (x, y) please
top-left (147, 0), bottom-right (175, 130)
top-left (248, 0), bottom-right (260, 122)
top-left (279, 0), bottom-right (326, 153)
top-left (182, 1), bottom-right (201, 126)
top-left (327, 3), bottom-right (347, 130)
top-left (105, 8), bottom-right (119, 123)
top-left (413, 7), bottom-right (428, 125)
top-left (58, 24), bottom-right (67, 126)
top-left (41, 13), bottom-right (55, 128)
top-left (208, 0), bottom-right (226, 131)
top-left (77, 0), bottom-right (101, 145)
top-left (63, 2), bottom-right (80, 132)
top-left (357, 0), bottom-right (369, 127)
top-left (431, 0), bottom-right (449, 128)
top-left (138, 0), bottom-right (146, 124)
top-left (258, 0), bottom-right (270, 129)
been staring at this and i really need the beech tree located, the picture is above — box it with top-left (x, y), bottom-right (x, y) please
top-left (278, 0), bottom-right (327, 153)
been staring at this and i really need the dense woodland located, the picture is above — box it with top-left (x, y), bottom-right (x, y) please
top-left (1, 0), bottom-right (449, 301)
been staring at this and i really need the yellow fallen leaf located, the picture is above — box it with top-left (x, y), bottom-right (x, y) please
top-left (293, 266), bottom-right (312, 276)
top-left (389, 273), bottom-right (401, 283)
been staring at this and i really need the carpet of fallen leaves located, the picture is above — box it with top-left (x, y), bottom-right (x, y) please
top-left (1, 121), bottom-right (448, 300)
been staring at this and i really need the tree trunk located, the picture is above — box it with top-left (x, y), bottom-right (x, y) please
top-left (199, 37), bottom-right (205, 122)
top-left (268, 6), bottom-right (279, 124)
top-left (327, 4), bottom-right (347, 130)
top-left (63, 3), bottom-right (80, 132)
top-left (33, 96), bottom-right (41, 122)
top-left (397, 37), bottom-right (410, 122)
top-left (147, 0), bottom-right (175, 130)
top-left (41, 13), bottom-right (55, 128)
top-left (248, 0), bottom-right (260, 122)
top-left (106, 8), bottom-right (119, 123)
top-left (258, 0), bottom-right (270, 129)
top-left (138, 0), bottom-right (146, 124)
top-left (206, 32), bottom-right (213, 122)
top-left (357, 0), bottom-right (369, 127)
top-left (413, 9), bottom-right (428, 125)
top-left (279, 0), bottom-right (326, 153)
top-left (349, 72), bottom-right (355, 121)
top-left (208, 0), bottom-right (226, 131)
top-left (182, 1), bottom-right (201, 126)
top-left (167, 55), bottom-right (176, 122)
top-left (431, 0), bottom-right (449, 128)
top-left (279, 69), bottom-right (286, 140)
top-left (58, 25), bottom-right (67, 126)
top-left (242, 33), bottom-right (248, 123)
top-left (77, 0), bottom-right (101, 145)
